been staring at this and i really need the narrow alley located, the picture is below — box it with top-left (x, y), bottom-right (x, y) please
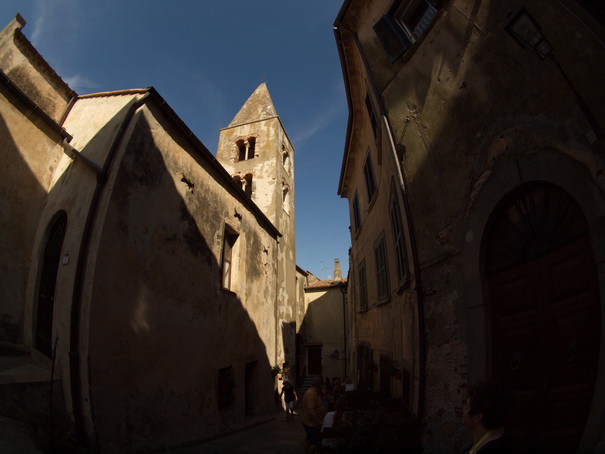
top-left (164, 412), bottom-right (304, 454)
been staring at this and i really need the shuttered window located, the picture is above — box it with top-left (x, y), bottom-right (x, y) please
top-left (374, 0), bottom-right (442, 61)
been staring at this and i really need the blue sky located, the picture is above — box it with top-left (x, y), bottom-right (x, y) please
top-left (1, 1), bottom-right (351, 279)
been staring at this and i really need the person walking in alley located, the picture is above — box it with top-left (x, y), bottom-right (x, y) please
top-left (280, 380), bottom-right (298, 419)
top-left (462, 382), bottom-right (512, 453)
top-left (302, 378), bottom-right (326, 454)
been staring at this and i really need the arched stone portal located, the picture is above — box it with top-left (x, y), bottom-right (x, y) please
top-left (484, 183), bottom-right (600, 453)
top-left (34, 211), bottom-right (67, 358)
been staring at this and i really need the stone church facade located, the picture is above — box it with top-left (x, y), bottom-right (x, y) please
top-left (335, 0), bottom-right (605, 452)
top-left (0, 15), bottom-right (299, 453)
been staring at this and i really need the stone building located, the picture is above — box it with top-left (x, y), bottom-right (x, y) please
top-left (334, 0), bottom-right (605, 452)
top-left (298, 260), bottom-right (348, 383)
top-left (0, 15), bottom-right (299, 453)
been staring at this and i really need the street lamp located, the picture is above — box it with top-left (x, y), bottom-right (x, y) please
top-left (505, 7), bottom-right (603, 142)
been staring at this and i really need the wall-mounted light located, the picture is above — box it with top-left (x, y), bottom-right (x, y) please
top-left (62, 253), bottom-right (70, 265)
top-left (505, 8), bottom-right (553, 60)
top-left (505, 7), bottom-right (603, 142)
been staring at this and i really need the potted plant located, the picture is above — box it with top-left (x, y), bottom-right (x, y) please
top-left (271, 364), bottom-right (282, 378)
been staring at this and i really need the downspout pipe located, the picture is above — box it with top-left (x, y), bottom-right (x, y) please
top-left (68, 91), bottom-right (151, 449)
top-left (62, 139), bottom-right (104, 176)
top-left (384, 115), bottom-right (427, 441)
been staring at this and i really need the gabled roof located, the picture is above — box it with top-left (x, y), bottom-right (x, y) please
top-left (228, 82), bottom-right (278, 127)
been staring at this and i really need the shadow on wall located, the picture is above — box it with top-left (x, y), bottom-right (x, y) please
top-left (298, 288), bottom-right (346, 381)
top-left (0, 108), bottom-right (48, 344)
top-left (280, 320), bottom-right (296, 378)
top-left (40, 104), bottom-right (274, 452)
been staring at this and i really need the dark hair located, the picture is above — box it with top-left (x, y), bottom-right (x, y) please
top-left (468, 382), bottom-right (511, 429)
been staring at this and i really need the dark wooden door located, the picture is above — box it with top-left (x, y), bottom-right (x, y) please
top-left (490, 236), bottom-right (599, 453)
top-left (35, 213), bottom-right (66, 357)
top-left (307, 347), bottom-right (322, 376)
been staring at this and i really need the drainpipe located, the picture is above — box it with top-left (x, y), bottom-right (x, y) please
top-left (384, 115), bottom-right (427, 439)
top-left (68, 92), bottom-right (151, 448)
top-left (62, 139), bottom-right (104, 176)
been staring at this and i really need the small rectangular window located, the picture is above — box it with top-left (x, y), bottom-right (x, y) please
top-left (374, 233), bottom-right (390, 302)
top-left (353, 192), bottom-right (361, 231)
top-left (363, 154), bottom-right (377, 201)
top-left (358, 260), bottom-right (368, 311)
top-left (365, 94), bottom-right (378, 138)
top-left (222, 227), bottom-right (239, 290)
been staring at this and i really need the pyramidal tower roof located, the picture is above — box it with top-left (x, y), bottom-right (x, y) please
top-left (228, 83), bottom-right (278, 127)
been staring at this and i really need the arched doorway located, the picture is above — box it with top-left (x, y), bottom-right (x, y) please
top-left (35, 212), bottom-right (67, 358)
top-left (484, 183), bottom-right (600, 453)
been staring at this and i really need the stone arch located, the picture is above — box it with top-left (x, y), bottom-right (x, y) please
top-left (235, 136), bottom-right (257, 161)
top-left (484, 182), bottom-right (599, 452)
top-left (459, 146), bottom-right (605, 451)
top-left (34, 210), bottom-right (67, 357)
top-left (282, 180), bottom-right (290, 214)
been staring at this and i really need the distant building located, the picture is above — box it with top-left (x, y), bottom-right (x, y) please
top-left (0, 15), bottom-right (299, 453)
top-left (298, 260), bottom-right (348, 382)
top-left (335, 0), bottom-right (605, 452)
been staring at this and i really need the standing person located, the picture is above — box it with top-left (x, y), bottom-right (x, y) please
top-left (343, 376), bottom-right (356, 392)
top-left (462, 382), bottom-right (512, 454)
top-left (279, 380), bottom-right (298, 419)
top-left (321, 396), bottom-right (348, 452)
top-left (302, 378), bottom-right (327, 454)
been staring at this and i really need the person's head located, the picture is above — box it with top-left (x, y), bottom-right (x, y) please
top-left (283, 380), bottom-right (291, 387)
top-left (463, 382), bottom-right (511, 430)
top-left (335, 396), bottom-right (347, 413)
top-left (345, 376), bottom-right (352, 384)
top-left (312, 378), bottom-right (324, 390)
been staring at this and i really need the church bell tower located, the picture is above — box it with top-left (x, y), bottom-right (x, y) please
top-left (216, 83), bottom-right (295, 230)
top-left (216, 83), bottom-right (296, 366)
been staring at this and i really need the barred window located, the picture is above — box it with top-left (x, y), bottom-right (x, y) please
top-left (222, 226), bottom-right (239, 290)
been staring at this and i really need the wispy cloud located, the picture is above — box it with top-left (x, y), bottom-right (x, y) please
top-left (30, 0), bottom-right (78, 51)
top-left (63, 74), bottom-right (99, 93)
top-left (29, 0), bottom-right (94, 92)
top-left (292, 83), bottom-right (346, 148)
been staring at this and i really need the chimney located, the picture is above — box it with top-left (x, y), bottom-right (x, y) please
top-left (334, 259), bottom-right (342, 281)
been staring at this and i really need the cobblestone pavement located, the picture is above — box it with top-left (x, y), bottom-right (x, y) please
top-left (163, 411), bottom-right (305, 454)
top-left (0, 411), bottom-right (305, 454)
top-left (0, 415), bottom-right (45, 454)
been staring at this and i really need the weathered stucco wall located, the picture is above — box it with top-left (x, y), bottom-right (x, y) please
top-left (0, 16), bottom-right (73, 124)
top-left (216, 86), bottom-right (298, 383)
top-left (83, 101), bottom-right (280, 451)
top-left (302, 285), bottom-right (347, 380)
top-left (0, 80), bottom-right (66, 344)
top-left (337, 0), bottom-right (605, 451)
